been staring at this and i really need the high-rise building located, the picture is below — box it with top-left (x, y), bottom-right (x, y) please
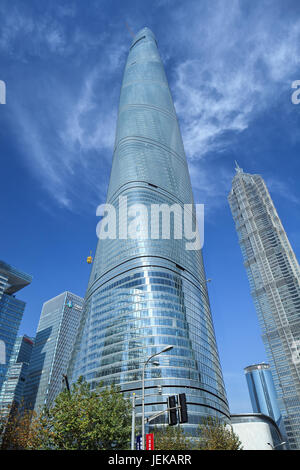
top-left (228, 165), bottom-right (300, 449)
top-left (25, 292), bottom-right (84, 412)
top-left (0, 335), bottom-right (34, 419)
top-left (0, 260), bottom-right (32, 393)
top-left (70, 27), bottom-right (230, 434)
top-left (244, 363), bottom-right (284, 435)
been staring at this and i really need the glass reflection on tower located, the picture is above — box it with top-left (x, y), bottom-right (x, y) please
top-left (70, 28), bottom-right (229, 434)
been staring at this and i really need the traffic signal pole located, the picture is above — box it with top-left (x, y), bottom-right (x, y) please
top-left (146, 393), bottom-right (188, 426)
top-left (145, 404), bottom-right (181, 424)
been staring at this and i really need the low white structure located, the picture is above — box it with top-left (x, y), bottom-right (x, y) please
top-left (231, 413), bottom-right (285, 450)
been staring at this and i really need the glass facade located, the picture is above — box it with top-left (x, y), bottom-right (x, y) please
top-left (228, 166), bottom-right (300, 449)
top-left (70, 27), bottom-right (230, 434)
top-left (0, 335), bottom-right (34, 419)
top-left (244, 363), bottom-right (286, 440)
top-left (25, 292), bottom-right (84, 412)
top-left (0, 260), bottom-right (32, 394)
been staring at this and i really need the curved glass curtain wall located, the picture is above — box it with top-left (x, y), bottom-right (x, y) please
top-left (70, 28), bottom-right (229, 433)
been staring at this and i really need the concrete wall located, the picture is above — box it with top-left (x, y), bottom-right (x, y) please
top-left (232, 422), bottom-right (274, 450)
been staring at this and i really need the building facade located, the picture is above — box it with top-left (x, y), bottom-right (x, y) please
top-left (244, 363), bottom-right (286, 439)
top-left (0, 335), bottom-right (34, 419)
top-left (244, 363), bottom-right (282, 423)
top-left (0, 260), bottom-right (32, 393)
top-left (70, 27), bottom-right (230, 435)
top-left (228, 166), bottom-right (300, 449)
top-left (25, 292), bottom-right (84, 412)
top-left (231, 413), bottom-right (285, 450)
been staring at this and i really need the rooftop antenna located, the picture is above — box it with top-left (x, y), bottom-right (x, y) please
top-left (125, 21), bottom-right (135, 38)
top-left (235, 160), bottom-right (243, 173)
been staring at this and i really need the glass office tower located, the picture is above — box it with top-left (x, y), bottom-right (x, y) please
top-left (25, 292), bottom-right (84, 412)
top-left (70, 27), bottom-right (229, 434)
top-left (244, 364), bottom-right (284, 431)
top-left (0, 335), bottom-right (34, 419)
top-left (228, 165), bottom-right (300, 449)
top-left (0, 260), bottom-right (32, 393)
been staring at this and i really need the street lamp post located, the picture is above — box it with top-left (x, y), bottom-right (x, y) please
top-left (141, 345), bottom-right (173, 450)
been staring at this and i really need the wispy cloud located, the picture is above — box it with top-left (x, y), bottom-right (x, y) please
top-left (11, 64), bottom-right (122, 210)
top-left (189, 162), bottom-right (233, 213)
top-left (266, 177), bottom-right (300, 206)
top-left (3, 5), bottom-right (127, 211)
top-left (171, 1), bottom-right (300, 160)
top-left (0, 6), bottom-right (69, 58)
top-left (2, 0), bottom-right (300, 212)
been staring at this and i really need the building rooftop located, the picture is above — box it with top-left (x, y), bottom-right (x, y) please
top-left (0, 260), bottom-right (32, 295)
top-left (244, 363), bottom-right (270, 373)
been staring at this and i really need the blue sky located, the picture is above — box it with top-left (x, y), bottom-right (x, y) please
top-left (1, 0), bottom-right (300, 413)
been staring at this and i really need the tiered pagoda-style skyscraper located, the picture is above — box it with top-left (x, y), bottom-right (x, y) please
top-left (228, 165), bottom-right (300, 449)
top-left (70, 27), bottom-right (229, 434)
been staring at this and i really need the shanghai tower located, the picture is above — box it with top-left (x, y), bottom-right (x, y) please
top-left (70, 28), bottom-right (229, 434)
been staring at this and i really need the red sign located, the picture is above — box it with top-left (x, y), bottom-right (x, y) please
top-left (146, 433), bottom-right (154, 450)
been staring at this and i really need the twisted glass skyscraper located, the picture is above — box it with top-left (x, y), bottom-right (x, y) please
top-left (70, 28), bottom-right (229, 433)
top-left (228, 165), bottom-right (300, 449)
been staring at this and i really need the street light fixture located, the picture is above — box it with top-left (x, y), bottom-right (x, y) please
top-left (267, 441), bottom-right (286, 450)
top-left (141, 345), bottom-right (173, 450)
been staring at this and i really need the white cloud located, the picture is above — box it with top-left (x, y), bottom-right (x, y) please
top-left (0, 6), bottom-right (68, 57)
top-left (265, 177), bottom-right (300, 206)
top-left (5, 11), bottom-right (127, 211)
top-left (171, 1), bottom-right (300, 161)
top-left (11, 63), bottom-right (122, 211)
top-left (3, 1), bottom-right (300, 212)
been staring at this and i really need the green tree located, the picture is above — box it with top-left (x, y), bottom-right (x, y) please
top-left (1, 378), bottom-right (131, 450)
top-left (197, 417), bottom-right (243, 450)
top-left (153, 425), bottom-right (192, 450)
top-left (0, 403), bottom-right (44, 450)
top-left (37, 378), bottom-right (131, 450)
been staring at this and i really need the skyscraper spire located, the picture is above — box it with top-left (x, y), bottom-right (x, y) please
top-left (234, 160), bottom-right (243, 173)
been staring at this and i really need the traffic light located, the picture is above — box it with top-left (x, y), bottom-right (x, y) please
top-left (178, 393), bottom-right (188, 423)
top-left (167, 395), bottom-right (177, 425)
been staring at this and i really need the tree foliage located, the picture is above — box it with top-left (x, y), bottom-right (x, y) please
top-left (197, 417), bottom-right (243, 450)
top-left (153, 425), bottom-right (191, 450)
top-left (1, 385), bottom-right (243, 451)
top-left (0, 404), bottom-right (43, 450)
top-left (0, 378), bottom-right (131, 450)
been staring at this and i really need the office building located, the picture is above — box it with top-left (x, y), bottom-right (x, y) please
top-left (70, 27), bottom-right (230, 434)
top-left (0, 260), bottom-right (32, 393)
top-left (0, 335), bottom-right (34, 419)
top-left (228, 165), bottom-right (300, 449)
top-left (25, 292), bottom-right (84, 412)
top-left (244, 363), bottom-right (282, 425)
